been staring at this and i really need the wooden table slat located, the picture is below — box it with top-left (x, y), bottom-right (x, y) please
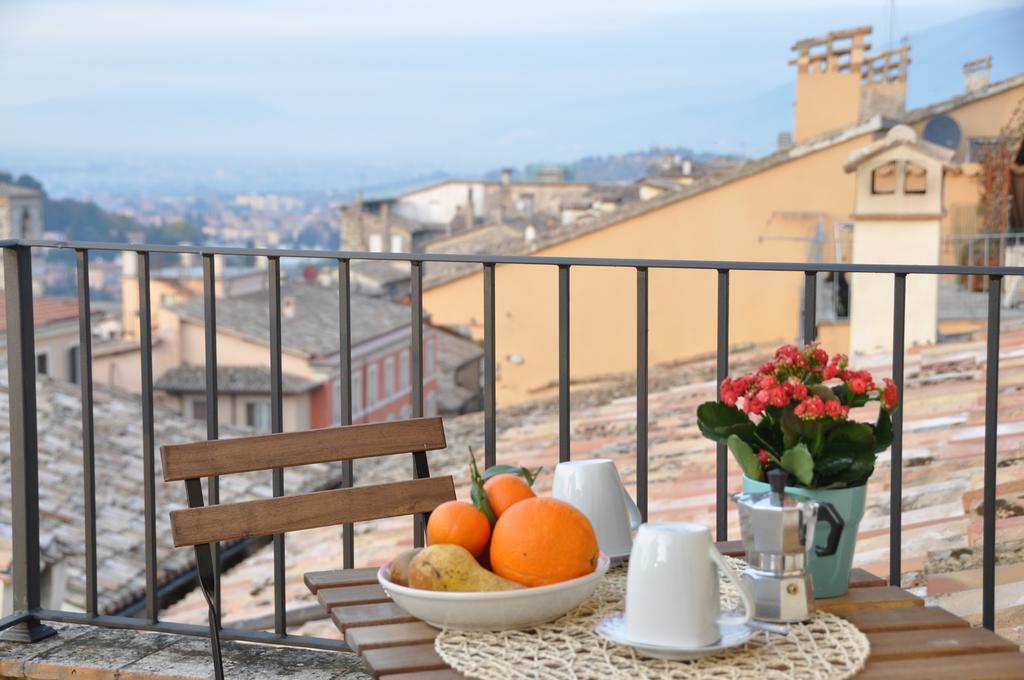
top-left (816, 586), bottom-right (923, 614)
top-left (857, 651), bottom-right (1024, 679)
top-left (379, 670), bottom-right (467, 680)
top-left (840, 606), bottom-right (969, 633)
top-left (304, 567), bottom-right (380, 593)
top-left (346, 622), bottom-right (439, 654)
top-left (330, 602), bottom-right (418, 630)
top-left (848, 568), bottom-right (887, 588)
top-left (865, 627), bottom-right (1019, 661)
top-left (318, 583), bottom-right (390, 608)
top-left (363, 643), bottom-right (449, 677)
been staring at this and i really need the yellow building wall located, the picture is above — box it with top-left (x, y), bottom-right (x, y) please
top-left (424, 134), bottom-right (873, 404)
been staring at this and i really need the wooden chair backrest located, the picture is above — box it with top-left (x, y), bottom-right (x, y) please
top-left (161, 417), bottom-right (452, 548)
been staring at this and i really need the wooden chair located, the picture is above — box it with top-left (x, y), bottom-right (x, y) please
top-left (161, 417), bottom-right (453, 680)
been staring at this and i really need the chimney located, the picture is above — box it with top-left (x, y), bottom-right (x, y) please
top-left (121, 250), bottom-right (137, 278)
top-left (777, 132), bottom-right (794, 150)
top-left (859, 44), bottom-right (911, 120)
top-left (465, 188), bottom-right (474, 230)
top-left (500, 167), bottom-right (512, 189)
top-left (964, 56), bottom-right (992, 94)
top-left (791, 26), bottom-right (872, 142)
top-left (381, 201), bottom-right (391, 251)
top-left (681, 159), bottom-right (693, 176)
top-left (282, 296), bottom-right (297, 319)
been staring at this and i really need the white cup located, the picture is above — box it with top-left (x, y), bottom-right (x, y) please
top-left (552, 459), bottom-right (642, 557)
top-left (625, 523), bottom-right (753, 648)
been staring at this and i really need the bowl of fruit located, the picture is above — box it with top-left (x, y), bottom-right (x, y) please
top-left (378, 455), bottom-right (610, 630)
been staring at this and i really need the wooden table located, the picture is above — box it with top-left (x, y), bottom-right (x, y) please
top-left (304, 542), bottom-right (1024, 679)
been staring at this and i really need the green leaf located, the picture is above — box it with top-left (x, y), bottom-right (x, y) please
top-left (837, 449), bottom-right (876, 486)
top-left (824, 422), bottom-right (876, 458)
top-left (482, 464), bottom-right (543, 486)
top-left (727, 435), bottom-right (763, 481)
top-left (813, 451), bottom-right (854, 479)
top-left (780, 443), bottom-right (815, 486)
top-left (873, 408), bottom-right (893, 453)
top-left (468, 449), bottom-right (497, 525)
top-left (781, 407), bottom-right (803, 449)
top-left (697, 402), bottom-right (755, 443)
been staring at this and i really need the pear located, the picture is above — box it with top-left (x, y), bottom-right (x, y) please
top-left (408, 544), bottom-right (523, 592)
top-left (389, 548), bottom-right (422, 586)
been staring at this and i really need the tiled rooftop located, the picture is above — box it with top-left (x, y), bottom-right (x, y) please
top-left (164, 320), bottom-right (1024, 646)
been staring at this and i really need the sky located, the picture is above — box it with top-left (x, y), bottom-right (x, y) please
top-left (1, 0), bottom-right (1023, 194)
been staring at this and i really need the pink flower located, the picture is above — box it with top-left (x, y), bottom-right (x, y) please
top-left (882, 378), bottom-right (898, 410)
top-left (823, 363), bottom-right (838, 380)
top-left (797, 395), bottom-right (826, 420)
top-left (824, 399), bottom-right (844, 419)
top-left (769, 386), bottom-right (788, 407)
top-left (757, 450), bottom-right (772, 465)
top-left (849, 377), bottom-right (867, 394)
top-left (759, 361), bottom-right (777, 374)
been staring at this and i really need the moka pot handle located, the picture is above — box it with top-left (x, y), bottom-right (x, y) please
top-left (814, 501), bottom-right (845, 557)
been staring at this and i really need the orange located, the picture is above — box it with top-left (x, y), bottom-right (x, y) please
top-left (483, 474), bottom-right (535, 518)
top-left (426, 501), bottom-right (491, 557)
top-left (489, 497), bottom-right (599, 587)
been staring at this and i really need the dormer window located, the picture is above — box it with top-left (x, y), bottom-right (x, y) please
top-left (871, 161), bottom-right (897, 194)
top-left (904, 162), bottom-right (927, 194)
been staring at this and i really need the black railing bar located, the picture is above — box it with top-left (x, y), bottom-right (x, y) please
top-left (716, 270), bottom-right (730, 542)
top-left (410, 261), bottom-right (430, 548)
top-left (32, 609), bottom-right (351, 653)
top-left (558, 265), bottom-right (571, 462)
top-left (201, 253), bottom-right (222, 621)
top-left (0, 246), bottom-right (56, 643)
top-left (137, 252), bottom-right (159, 625)
top-left (0, 612), bottom-right (32, 633)
top-left (338, 259), bottom-right (355, 570)
top-left (890, 274), bottom-right (907, 588)
top-left (75, 250), bottom-right (99, 618)
top-left (8, 239), bottom-right (1024, 276)
top-left (267, 256), bottom-right (287, 637)
top-left (803, 271), bottom-right (817, 346)
top-left (483, 263), bottom-right (497, 468)
top-left (636, 267), bottom-right (649, 522)
top-left (982, 275), bottom-right (1003, 631)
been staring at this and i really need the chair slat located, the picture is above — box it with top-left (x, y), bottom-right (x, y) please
top-left (170, 476), bottom-right (455, 547)
top-left (161, 417), bottom-right (446, 481)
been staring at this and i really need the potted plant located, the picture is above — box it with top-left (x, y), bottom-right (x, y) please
top-left (697, 344), bottom-right (899, 597)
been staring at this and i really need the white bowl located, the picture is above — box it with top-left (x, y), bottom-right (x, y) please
top-left (377, 553), bottom-right (610, 630)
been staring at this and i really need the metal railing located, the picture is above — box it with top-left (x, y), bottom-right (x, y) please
top-left (0, 238), bottom-right (1018, 650)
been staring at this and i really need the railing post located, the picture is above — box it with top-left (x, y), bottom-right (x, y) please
top-left (0, 246), bottom-right (56, 642)
top-left (716, 269), bottom-right (730, 541)
top-left (558, 265), bottom-right (570, 462)
top-left (137, 252), bottom-right (158, 624)
top-left (76, 250), bottom-right (99, 618)
top-left (889, 274), bottom-right (907, 587)
top-left (483, 264), bottom-right (497, 468)
top-left (201, 253), bottom-right (222, 620)
top-left (803, 271), bottom-right (817, 345)
top-left (636, 268), bottom-right (649, 522)
top-left (338, 259), bottom-right (355, 569)
top-left (982, 275), bottom-right (1002, 631)
top-left (267, 256), bottom-right (286, 637)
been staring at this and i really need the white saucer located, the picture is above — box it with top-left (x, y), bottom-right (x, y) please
top-left (596, 612), bottom-right (755, 660)
top-left (607, 551), bottom-right (630, 568)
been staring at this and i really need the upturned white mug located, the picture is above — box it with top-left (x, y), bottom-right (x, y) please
top-left (625, 523), bottom-right (754, 648)
top-left (552, 459), bottom-right (642, 557)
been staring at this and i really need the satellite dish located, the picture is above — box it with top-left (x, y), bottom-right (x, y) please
top-left (923, 115), bottom-right (961, 150)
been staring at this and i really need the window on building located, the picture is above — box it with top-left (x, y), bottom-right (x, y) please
top-left (368, 234), bottom-right (384, 252)
top-left (367, 364), bottom-right (379, 407)
top-left (384, 357), bottom-right (395, 398)
top-left (390, 234), bottom-right (403, 252)
top-left (245, 400), bottom-right (272, 432)
top-left (871, 162), bottom-right (897, 194)
top-left (904, 162), bottom-right (927, 194)
top-left (36, 352), bottom-right (49, 376)
top-left (400, 350), bottom-right (410, 390)
top-left (353, 370), bottom-right (363, 415)
top-left (68, 345), bottom-right (80, 384)
top-left (191, 399), bottom-right (208, 421)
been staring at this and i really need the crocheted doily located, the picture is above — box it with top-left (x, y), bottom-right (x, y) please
top-left (435, 560), bottom-right (870, 679)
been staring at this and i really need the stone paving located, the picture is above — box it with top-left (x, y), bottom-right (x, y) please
top-left (161, 321), bottom-right (1024, 647)
top-left (0, 623), bottom-right (370, 679)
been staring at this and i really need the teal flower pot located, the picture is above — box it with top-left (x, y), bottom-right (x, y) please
top-left (742, 476), bottom-right (867, 598)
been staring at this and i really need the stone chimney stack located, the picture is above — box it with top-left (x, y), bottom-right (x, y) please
top-left (964, 56), bottom-right (992, 94)
top-left (859, 44), bottom-right (911, 120)
top-left (791, 26), bottom-right (872, 142)
top-left (465, 188), bottom-right (474, 231)
top-left (501, 168), bottom-right (512, 189)
top-left (777, 132), bottom-right (794, 150)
